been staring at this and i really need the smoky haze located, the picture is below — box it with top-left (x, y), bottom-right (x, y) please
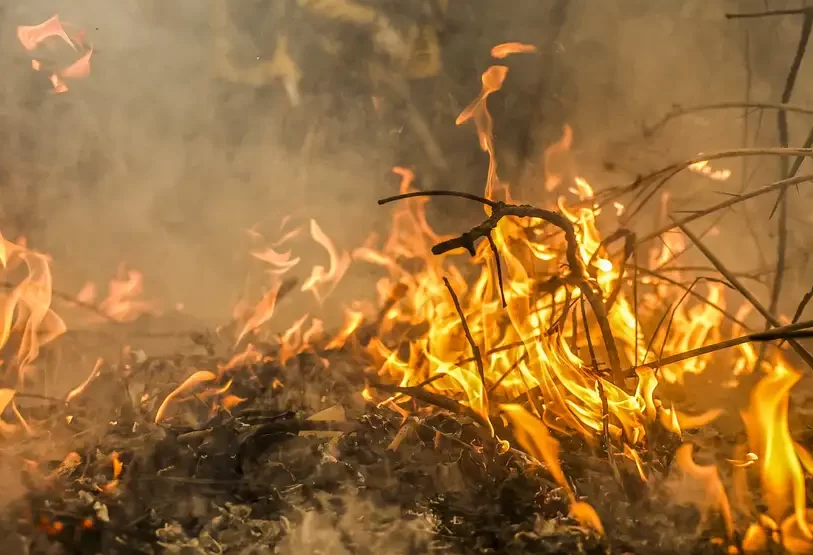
top-left (0, 0), bottom-right (811, 328)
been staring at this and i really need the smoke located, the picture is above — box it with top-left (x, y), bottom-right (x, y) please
top-left (1, 1), bottom-right (811, 325)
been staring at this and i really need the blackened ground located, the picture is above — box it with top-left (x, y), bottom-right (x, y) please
top-left (0, 341), bottom-right (758, 555)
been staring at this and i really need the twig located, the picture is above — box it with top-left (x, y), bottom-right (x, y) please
top-left (370, 382), bottom-right (489, 428)
top-left (487, 351), bottom-right (531, 395)
top-left (629, 173), bottom-right (813, 251)
top-left (640, 300), bottom-right (676, 368)
top-left (658, 277), bottom-right (723, 361)
top-left (580, 299), bottom-right (610, 448)
top-left (381, 189), bottom-right (626, 383)
top-left (633, 265), bottom-right (749, 329)
top-left (587, 228), bottom-right (635, 311)
top-left (379, 190), bottom-right (497, 209)
top-left (675, 220), bottom-right (813, 371)
top-left (769, 11), bottom-right (813, 297)
top-left (426, 196), bottom-right (625, 384)
top-left (621, 148), bottom-right (813, 221)
top-left (486, 233), bottom-right (507, 307)
top-left (624, 318), bottom-right (813, 377)
top-left (442, 277), bottom-right (487, 398)
top-left (644, 102), bottom-right (813, 137)
top-left (726, 8), bottom-right (813, 19)
top-left (782, 283), bottom-right (813, 347)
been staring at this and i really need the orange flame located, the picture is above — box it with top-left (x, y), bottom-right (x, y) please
top-left (491, 42), bottom-right (538, 59)
top-left (17, 15), bottom-right (93, 94)
top-left (154, 370), bottom-right (217, 423)
top-left (501, 404), bottom-right (604, 535)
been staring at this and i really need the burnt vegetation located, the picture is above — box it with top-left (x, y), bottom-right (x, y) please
top-left (3, 3), bottom-right (813, 555)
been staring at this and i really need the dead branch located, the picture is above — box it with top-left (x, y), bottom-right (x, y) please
top-left (380, 192), bottom-right (625, 385)
top-left (624, 318), bottom-right (813, 377)
top-left (727, 8), bottom-right (813, 19)
top-left (643, 102), bottom-right (813, 137)
top-left (629, 173), bottom-right (813, 251)
top-left (675, 221), bottom-right (813, 372)
top-left (442, 277), bottom-right (488, 403)
top-left (486, 233), bottom-right (508, 307)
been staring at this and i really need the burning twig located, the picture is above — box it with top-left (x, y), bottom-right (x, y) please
top-left (675, 220), bottom-right (813, 371)
top-left (379, 190), bottom-right (625, 385)
top-left (442, 277), bottom-right (487, 398)
top-left (587, 228), bottom-right (635, 312)
top-left (783, 283), bottom-right (813, 347)
top-left (579, 300), bottom-right (610, 454)
top-left (485, 233), bottom-right (507, 308)
top-left (658, 277), bottom-right (729, 360)
top-left (370, 382), bottom-right (489, 428)
top-left (487, 351), bottom-right (530, 395)
top-left (623, 318), bottom-right (813, 377)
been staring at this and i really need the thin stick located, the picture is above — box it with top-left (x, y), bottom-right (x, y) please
top-left (487, 351), bottom-right (530, 395)
top-left (727, 8), bottom-right (813, 19)
top-left (370, 382), bottom-right (489, 428)
top-left (781, 284), bottom-right (813, 347)
top-left (640, 300), bottom-right (676, 368)
top-left (644, 102), bottom-right (813, 137)
top-left (624, 318), bottom-right (813, 377)
top-left (633, 247), bottom-right (639, 367)
top-left (626, 148), bottom-right (813, 192)
top-left (766, 17), bottom-right (813, 367)
top-left (675, 220), bottom-right (813, 371)
top-left (630, 174), bottom-right (813, 250)
top-left (486, 233), bottom-right (507, 307)
top-left (442, 277), bottom-right (488, 406)
top-left (581, 298), bottom-right (616, 479)
top-left (379, 190), bottom-right (497, 209)
top-left (633, 265), bottom-right (749, 328)
top-left (658, 278), bottom-right (717, 360)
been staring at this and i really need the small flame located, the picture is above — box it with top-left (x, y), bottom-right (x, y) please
top-left (675, 444), bottom-right (735, 539)
top-left (300, 220), bottom-right (351, 303)
top-left (501, 404), bottom-right (604, 535)
top-left (490, 42), bottom-right (538, 59)
top-left (17, 15), bottom-right (93, 94)
top-left (688, 160), bottom-right (731, 182)
top-left (155, 370), bottom-right (218, 423)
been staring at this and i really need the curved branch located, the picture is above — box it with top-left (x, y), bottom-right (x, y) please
top-left (378, 190), bottom-right (497, 208)
top-left (381, 194), bottom-right (625, 385)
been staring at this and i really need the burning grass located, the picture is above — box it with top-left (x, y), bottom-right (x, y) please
top-left (2, 36), bottom-right (813, 555)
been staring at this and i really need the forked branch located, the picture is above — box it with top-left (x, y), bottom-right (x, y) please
top-left (380, 192), bottom-right (625, 385)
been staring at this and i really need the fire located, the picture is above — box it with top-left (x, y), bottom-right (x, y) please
top-left (17, 15), bottom-right (93, 94)
top-left (0, 231), bottom-right (66, 383)
top-left (227, 57), bottom-right (805, 546)
top-left (2, 27), bottom-right (812, 551)
top-left (78, 263), bottom-right (160, 323)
